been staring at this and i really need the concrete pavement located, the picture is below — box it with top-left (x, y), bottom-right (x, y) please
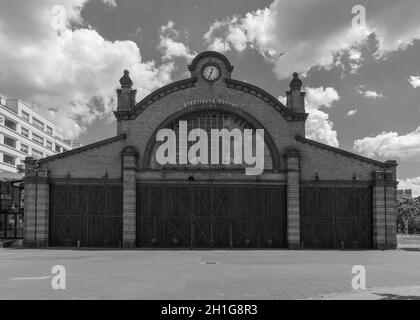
top-left (0, 248), bottom-right (419, 300)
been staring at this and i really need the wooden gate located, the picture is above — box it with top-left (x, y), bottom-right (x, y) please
top-left (49, 183), bottom-right (123, 247)
top-left (137, 184), bottom-right (287, 248)
top-left (300, 185), bottom-right (373, 249)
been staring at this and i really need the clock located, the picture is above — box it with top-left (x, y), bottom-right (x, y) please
top-left (202, 65), bottom-right (220, 82)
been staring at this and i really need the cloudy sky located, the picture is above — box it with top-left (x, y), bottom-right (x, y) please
top-left (0, 0), bottom-right (419, 195)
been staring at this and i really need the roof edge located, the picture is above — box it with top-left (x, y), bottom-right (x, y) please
top-left (130, 78), bottom-right (197, 118)
top-left (124, 75), bottom-right (308, 122)
top-left (226, 79), bottom-right (308, 121)
top-left (188, 51), bottom-right (234, 72)
top-left (295, 135), bottom-right (389, 167)
top-left (38, 134), bottom-right (127, 164)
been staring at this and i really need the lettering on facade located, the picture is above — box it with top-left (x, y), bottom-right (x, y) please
top-left (156, 121), bottom-right (265, 176)
top-left (183, 99), bottom-right (239, 109)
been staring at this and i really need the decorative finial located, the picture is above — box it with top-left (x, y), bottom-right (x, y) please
top-left (290, 72), bottom-right (302, 90)
top-left (120, 70), bottom-right (133, 89)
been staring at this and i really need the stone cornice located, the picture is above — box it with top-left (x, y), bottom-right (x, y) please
top-left (295, 135), bottom-right (387, 167)
top-left (374, 180), bottom-right (398, 187)
top-left (284, 147), bottom-right (300, 158)
top-left (225, 79), bottom-right (308, 122)
top-left (38, 134), bottom-right (127, 164)
top-left (121, 146), bottom-right (138, 157)
top-left (24, 176), bottom-right (49, 184)
top-left (48, 178), bottom-right (122, 184)
top-left (300, 180), bottom-right (373, 186)
top-left (113, 110), bottom-right (131, 121)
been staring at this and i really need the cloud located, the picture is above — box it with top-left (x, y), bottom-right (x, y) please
top-left (353, 126), bottom-right (420, 161)
top-left (348, 48), bottom-right (363, 74)
top-left (102, 0), bottom-right (117, 7)
top-left (398, 177), bottom-right (420, 198)
top-left (159, 21), bottom-right (196, 62)
top-left (0, 0), bottom-right (175, 138)
top-left (356, 86), bottom-right (385, 98)
top-left (409, 76), bottom-right (420, 88)
top-left (303, 87), bottom-right (340, 147)
top-left (207, 38), bottom-right (231, 52)
top-left (347, 109), bottom-right (357, 117)
top-left (204, 0), bottom-right (420, 79)
top-left (305, 87), bottom-right (340, 108)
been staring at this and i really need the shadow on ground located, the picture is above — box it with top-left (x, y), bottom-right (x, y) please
top-left (398, 248), bottom-right (420, 252)
top-left (375, 293), bottom-right (420, 300)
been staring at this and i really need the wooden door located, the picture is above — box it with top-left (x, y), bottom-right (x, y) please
top-left (49, 183), bottom-right (123, 247)
top-left (137, 184), bottom-right (287, 249)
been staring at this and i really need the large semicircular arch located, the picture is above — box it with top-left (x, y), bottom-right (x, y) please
top-left (142, 104), bottom-right (281, 170)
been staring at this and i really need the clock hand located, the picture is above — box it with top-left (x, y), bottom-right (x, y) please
top-left (209, 68), bottom-right (213, 78)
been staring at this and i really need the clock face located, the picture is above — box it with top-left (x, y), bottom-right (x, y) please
top-left (202, 65), bottom-right (220, 82)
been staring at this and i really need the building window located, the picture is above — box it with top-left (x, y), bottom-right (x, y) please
top-left (46, 126), bottom-right (53, 135)
top-left (32, 133), bottom-right (44, 145)
top-left (55, 145), bottom-right (61, 153)
top-left (150, 110), bottom-right (274, 171)
top-left (20, 144), bottom-right (29, 154)
top-left (32, 149), bottom-right (43, 159)
top-left (21, 111), bottom-right (30, 122)
top-left (3, 154), bottom-right (16, 166)
top-left (32, 117), bottom-right (44, 130)
top-left (4, 136), bottom-right (16, 149)
top-left (21, 127), bottom-right (29, 138)
top-left (46, 140), bottom-right (53, 149)
top-left (4, 118), bottom-right (17, 131)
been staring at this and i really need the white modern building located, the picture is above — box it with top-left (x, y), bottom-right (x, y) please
top-left (0, 94), bottom-right (75, 173)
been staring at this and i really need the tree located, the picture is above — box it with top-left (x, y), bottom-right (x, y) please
top-left (397, 198), bottom-right (420, 234)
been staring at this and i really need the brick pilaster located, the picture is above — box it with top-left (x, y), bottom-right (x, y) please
top-left (372, 161), bottom-right (398, 250)
top-left (286, 149), bottom-right (300, 249)
top-left (23, 158), bottom-right (49, 248)
top-left (373, 171), bottom-right (386, 249)
top-left (384, 170), bottom-right (397, 249)
top-left (122, 147), bottom-right (138, 248)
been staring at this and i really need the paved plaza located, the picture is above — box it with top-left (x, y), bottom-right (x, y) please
top-left (1, 248), bottom-right (420, 300)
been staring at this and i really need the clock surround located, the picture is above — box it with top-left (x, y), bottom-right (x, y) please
top-left (201, 63), bottom-right (221, 82)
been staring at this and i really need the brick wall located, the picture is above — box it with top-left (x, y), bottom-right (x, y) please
top-left (297, 141), bottom-right (384, 180)
top-left (40, 139), bottom-right (126, 179)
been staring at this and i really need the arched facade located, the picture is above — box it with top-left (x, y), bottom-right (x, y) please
top-left (23, 51), bottom-right (398, 250)
top-left (143, 106), bottom-right (281, 171)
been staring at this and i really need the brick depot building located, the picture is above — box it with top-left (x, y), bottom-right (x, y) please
top-left (24, 52), bottom-right (397, 249)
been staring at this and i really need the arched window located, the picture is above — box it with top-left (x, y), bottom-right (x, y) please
top-left (149, 110), bottom-right (274, 171)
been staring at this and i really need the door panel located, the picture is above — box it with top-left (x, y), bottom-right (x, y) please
top-left (137, 184), bottom-right (287, 249)
top-left (49, 183), bottom-right (123, 247)
top-left (300, 185), bottom-right (373, 249)
top-left (193, 217), bottom-right (212, 247)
